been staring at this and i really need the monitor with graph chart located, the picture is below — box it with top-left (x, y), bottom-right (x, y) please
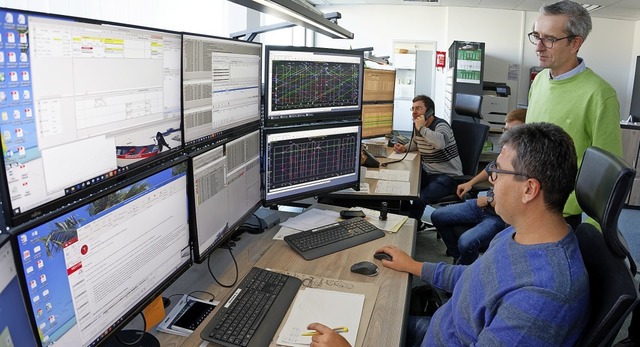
top-left (263, 122), bottom-right (362, 205)
top-left (263, 46), bottom-right (364, 127)
top-left (0, 8), bottom-right (183, 226)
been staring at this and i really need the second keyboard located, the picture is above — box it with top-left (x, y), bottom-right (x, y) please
top-left (284, 217), bottom-right (386, 260)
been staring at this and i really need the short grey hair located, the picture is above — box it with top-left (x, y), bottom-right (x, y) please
top-left (541, 0), bottom-right (592, 40)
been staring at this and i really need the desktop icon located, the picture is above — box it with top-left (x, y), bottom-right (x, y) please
top-left (2, 111), bottom-right (7, 120)
top-left (5, 12), bottom-right (13, 24)
top-left (33, 295), bottom-right (40, 304)
top-left (13, 109), bottom-right (20, 119)
top-left (17, 14), bottom-right (25, 25)
top-left (9, 71), bottom-right (17, 81)
top-left (6, 32), bottom-right (15, 43)
top-left (7, 52), bottom-right (15, 62)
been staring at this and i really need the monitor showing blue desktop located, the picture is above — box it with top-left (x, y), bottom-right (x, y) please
top-left (0, 233), bottom-right (38, 347)
top-left (263, 122), bottom-right (362, 205)
top-left (0, 8), bottom-right (183, 226)
top-left (12, 159), bottom-right (191, 347)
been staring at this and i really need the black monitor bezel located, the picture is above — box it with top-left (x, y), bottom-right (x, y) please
top-left (180, 32), bottom-right (263, 153)
top-left (0, 233), bottom-right (41, 346)
top-left (186, 126), bottom-right (262, 263)
top-left (263, 45), bottom-right (364, 127)
top-left (262, 121), bottom-right (362, 207)
top-left (8, 155), bottom-right (192, 347)
top-left (0, 7), bottom-right (185, 228)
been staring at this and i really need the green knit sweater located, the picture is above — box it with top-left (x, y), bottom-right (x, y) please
top-left (527, 68), bottom-right (622, 217)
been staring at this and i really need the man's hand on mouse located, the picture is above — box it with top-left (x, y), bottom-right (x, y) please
top-left (306, 323), bottom-right (351, 347)
top-left (376, 245), bottom-right (423, 277)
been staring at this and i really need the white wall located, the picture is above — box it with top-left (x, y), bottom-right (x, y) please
top-left (0, 0), bottom-right (243, 36)
top-left (1, 0), bottom-right (637, 119)
top-left (316, 5), bottom-right (638, 120)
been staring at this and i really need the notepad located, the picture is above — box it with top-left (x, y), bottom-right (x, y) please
top-left (277, 288), bottom-right (365, 346)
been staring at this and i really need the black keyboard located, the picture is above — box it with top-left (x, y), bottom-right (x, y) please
top-left (200, 267), bottom-right (302, 347)
top-left (284, 217), bottom-right (386, 260)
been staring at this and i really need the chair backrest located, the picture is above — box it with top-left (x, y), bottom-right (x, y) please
top-left (574, 146), bottom-right (639, 346)
top-left (451, 120), bottom-right (489, 177)
top-left (454, 93), bottom-right (483, 119)
top-left (575, 147), bottom-right (637, 274)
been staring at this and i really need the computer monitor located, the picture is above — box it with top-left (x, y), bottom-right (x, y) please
top-left (0, 8), bottom-right (183, 226)
top-left (0, 233), bottom-right (39, 347)
top-left (182, 33), bottom-right (262, 150)
top-left (12, 158), bottom-right (191, 347)
top-left (263, 122), bottom-right (362, 205)
top-left (362, 104), bottom-right (393, 138)
top-left (189, 129), bottom-right (261, 263)
top-left (263, 46), bottom-right (364, 127)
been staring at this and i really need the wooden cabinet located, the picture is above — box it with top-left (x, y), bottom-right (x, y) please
top-left (621, 124), bottom-right (640, 207)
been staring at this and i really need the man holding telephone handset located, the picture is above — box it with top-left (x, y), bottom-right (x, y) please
top-left (393, 95), bottom-right (462, 230)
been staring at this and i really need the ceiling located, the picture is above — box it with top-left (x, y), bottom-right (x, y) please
top-left (306, 0), bottom-right (640, 21)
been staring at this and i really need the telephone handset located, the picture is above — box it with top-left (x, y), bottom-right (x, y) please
top-left (361, 148), bottom-right (380, 168)
top-left (422, 108), bottom-right (435, 120)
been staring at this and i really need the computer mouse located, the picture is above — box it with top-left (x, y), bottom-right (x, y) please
top-left (373, 251), bottom-right (392, 261)
top-left (350, 261), bottom-right (379, 276)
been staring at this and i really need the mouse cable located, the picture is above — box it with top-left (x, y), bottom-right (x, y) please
top-left (207, 241), bottom-right (239, 288)
top-left (187, 290), bottom-right (216, 302)
top-left (115, 311), bottom-right (147, 346)
top-left (381, 128), bottom-right (416, 167)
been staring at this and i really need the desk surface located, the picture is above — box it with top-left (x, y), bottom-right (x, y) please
top-left (325, 145), bottom-right (422, 201)
top-left (156, 203), bottom-right (416, 347)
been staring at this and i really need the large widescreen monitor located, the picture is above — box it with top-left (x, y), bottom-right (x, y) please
top-left (0, 234), bottom-right (38, 347)
top-left (263, 122), bottom-right (361, 205)
top-left (182, 33), bottom-right (261, 150)
top-left (263, 46), bottom-right (364, 127)
top-left (13, 158), bottom-right (191, 347)
top-left (189, 129), bottom-right (261, 263)
top-left (0, 8), bottom-right (183, 226)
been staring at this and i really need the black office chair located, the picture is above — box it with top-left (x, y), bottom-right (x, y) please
top-left (574, 146), bottom-right (639, 347)
top-left (431, 93), bottom-right (489, 205)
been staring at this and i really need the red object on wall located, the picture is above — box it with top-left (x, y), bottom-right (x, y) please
top-left (436, 51), bottom-right (446, 68)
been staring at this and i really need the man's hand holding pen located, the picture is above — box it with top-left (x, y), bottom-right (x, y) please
top-left (393, 143), bottom-right (406, 153)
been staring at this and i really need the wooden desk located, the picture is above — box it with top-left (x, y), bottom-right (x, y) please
top-left (156, 203), bottom-right (416, 347)
top-left (319, 147), bottom-right (422, 213)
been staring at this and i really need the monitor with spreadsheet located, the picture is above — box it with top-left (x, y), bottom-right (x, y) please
top-left (13, 159), bottom-right (191, 347)
top-left (0, 233), bottom-right (38, 347)
top-left (182, 33), bottom-right (261, 150)
top-left (0, 8), bottom-right (183, 226)
top-left (263, 46), bottom-right (363, 127)
top-left (188, 129), bottom-right (261, 263)
top-left (263, 122), bottom-right (362, 205)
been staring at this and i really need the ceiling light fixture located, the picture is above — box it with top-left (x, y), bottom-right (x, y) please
top-left (227, 0), bottom-right (354, 39)
top-left (581, 4), bottom-right (603, 12)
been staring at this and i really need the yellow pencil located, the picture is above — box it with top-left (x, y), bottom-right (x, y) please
top-left (301, 326), bottom-right (348, 336)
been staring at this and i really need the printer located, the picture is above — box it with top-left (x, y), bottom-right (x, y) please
top-left (482, 81), bottom-right (511, 127)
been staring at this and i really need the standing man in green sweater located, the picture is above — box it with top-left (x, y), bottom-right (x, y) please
top-left (527, 0), bottom-right (622, 230)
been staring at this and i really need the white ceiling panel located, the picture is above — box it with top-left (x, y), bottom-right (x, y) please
top-left (308, 0), bottom-right (640, 20)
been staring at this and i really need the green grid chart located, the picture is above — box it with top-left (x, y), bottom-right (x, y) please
top-left (456, 48), bottom-right (482, 84)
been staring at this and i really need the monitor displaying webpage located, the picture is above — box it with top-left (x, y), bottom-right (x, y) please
top-left (15, 163), bottom-right (190, 347)
top-left (0, 8), bottom-right (182, 222)
top-left (0, 236), bottom-right (38, 347)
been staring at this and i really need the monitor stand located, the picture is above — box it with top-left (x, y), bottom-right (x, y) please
top-left (271, 201), bottom-right (312, 214)
top-left (103, 330), bottom-right (160, 347)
